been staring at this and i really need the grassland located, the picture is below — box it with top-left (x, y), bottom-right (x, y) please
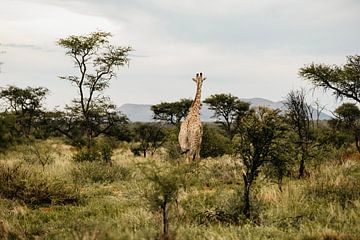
top-left (1, 140), bottom-right (360, 240)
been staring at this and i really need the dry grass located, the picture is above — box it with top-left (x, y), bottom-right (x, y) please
top-left (1, 141), bottom-right (360, 239)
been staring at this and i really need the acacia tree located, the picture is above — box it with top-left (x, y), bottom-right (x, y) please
top-left (333, 103), bottom-right (360, 153)
top-left (151, 99), bottom-right (192, 125)
top-left (234, 107), bottom-right (288, 219)
top-left (284, 89), bottom-right (313, 179)
top-left (0, 86), bottom-right (48, 137)
top-left (57, 31), bottom-right (132, 148)
top-left (204, 93), bottom-right (249, 139)
top-left (299, 55), bottom-right (360, 103)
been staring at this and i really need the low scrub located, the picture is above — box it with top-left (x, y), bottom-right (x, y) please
top-left (71, 162), bottom-right (131, 184)
top-left (22, 142), bottom-right (55, 169)
top-left (72, 148), bottom-right (101, 162)
top-left (0, 163), bottom-right (79, 206)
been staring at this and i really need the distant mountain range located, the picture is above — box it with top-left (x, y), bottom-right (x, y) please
top-left (118, 98), bottom-right (331, 122)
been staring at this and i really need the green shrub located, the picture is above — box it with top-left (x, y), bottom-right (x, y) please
top-left (165, 141), bottom-right (182, 160)
top-left (142, 162), bottom-right (187, 240)
top-left (0, 163), bottom-right (79, 206)
top-left (73, 138), bottom-right (117, 163)
top-left (72, 148), bottom-right (101, 162)
top-left (99, 144), bottom-right (113, 164)
top-left (130, 144), bottom-right (142, 157)
top-left (71, 162), bottom-right (131, 184)
top-left (96, 137), bottom-right (118, 164)
top-left (201, 124), bottom-right (232, 158)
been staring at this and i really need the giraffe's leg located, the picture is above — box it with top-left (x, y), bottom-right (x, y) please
top-left (187, 149), bottom-right (196, 164)
top-left (185, 152), bottom-right (192, 164)
top-left (195, 149), bottom-right (200, 161)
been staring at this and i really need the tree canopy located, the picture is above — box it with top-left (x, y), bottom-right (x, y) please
top-left (0, 86), bottom-right (48, 137)
top-left (234, 107), bottom-right (288, 218)
top-left (204, 93), bottom-right (249, 138)
top-left (333, 103), bottom-right (360, 153)
top-left (57, 31), bottom-right (132, 148)
top-left (299, 55), bottom-right (360, 103)
top-left (151, 99), bottom-right (192, 125)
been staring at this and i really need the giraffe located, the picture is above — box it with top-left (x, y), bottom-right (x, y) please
top-left (178, 72), bottom-right (206, 163)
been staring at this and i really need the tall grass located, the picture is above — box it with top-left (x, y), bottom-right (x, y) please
top-left (1, 142), bottom-right (360, 239)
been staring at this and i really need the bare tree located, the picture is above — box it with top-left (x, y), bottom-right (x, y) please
top-left (284, 89), bottom-right (313, 178)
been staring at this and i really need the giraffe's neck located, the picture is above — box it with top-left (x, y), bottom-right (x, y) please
top-left (191, 82), bottom-right (202, 112)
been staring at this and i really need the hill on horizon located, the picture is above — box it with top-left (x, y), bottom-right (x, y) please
top-left (119, 97), bottom-right (331, 122)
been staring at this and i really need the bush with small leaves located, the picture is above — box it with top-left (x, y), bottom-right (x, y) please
top-left (95, 137), bottom-right (118, 164)
top-left (72, 148), bottom-right (101, 162)
top-left (201, 124), bottom-right (233, 158)
top-left (22, 142), bottom-right (55, 170)
top-left (143, 162), bottom-right (187, 240)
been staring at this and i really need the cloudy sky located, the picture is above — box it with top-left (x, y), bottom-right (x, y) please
top-left (1, 0), bottom-right (359, 111)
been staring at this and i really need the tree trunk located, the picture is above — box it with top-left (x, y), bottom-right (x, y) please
top-left (355, 133), bottom-right (360, 153)
top-left (277, 177), bottom-right (283, 192)
top-left (242, 173), bottom-right (251, 219)
top-left (298, 154), bottom-right (305, 179)
top-left (162, 203), bottom-right (168, 240)
top-left (86, 125), bottom-right (93, 150)
top-left (298, 141), bottom-right (307, 179)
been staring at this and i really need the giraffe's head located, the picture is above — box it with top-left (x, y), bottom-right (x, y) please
top-left (192, 72), bottom-right (206, 85)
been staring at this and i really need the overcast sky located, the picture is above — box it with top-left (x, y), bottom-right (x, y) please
top-left (1, 0), bottom-right (359, 111)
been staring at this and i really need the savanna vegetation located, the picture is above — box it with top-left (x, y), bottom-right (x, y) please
top-left (1, 32), bottom-right (360, 240)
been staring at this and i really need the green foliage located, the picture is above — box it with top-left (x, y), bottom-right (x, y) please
top-left (72, 148), bottom-right (101, 162)
top-left (0, 163), bottom-right (79, 206)
top-left (160, 125), bottom-right (182, 160)
top-left (0, 114), bottom-right (14, 151)
top-left (96, 137), bottom-right (118, 164)
top-left (299, 55), bottom-right (360, 103)
top-left (50, 101), bottom-right (129, 149)
top-left (284, 89), bottom-right (315, 178)
top-left (334, 103), bottom-right (360, 125)
top-left (72, 137), bottom-right (118, 163)
top-left (233, 107), bottom-right (288, 218)
top-left (71, 162), bottom-right (131, 184)
top-left (151, 99), bottom-right (193, 125)
top-left (200, 124), bottom-right (232, 158)
top-left (0, 86), bottom-right (48, 114)
top-left (131, 123), bottom-right (167, 157)
top-left (204, 93), bottom-right (250, 139)
top-left (57, 31), bottom-right (132, 148)
top-left (143, 162), bottom-right (187, 239)
top-left (0, 85), bottom-right (48, 138)
top-left (318, 124), bottom-right (351, 150)
top-left (332, 103), bottom-right (360, 153)
top-left (263, 135), bottom-right (295, 191)
top-left (165, 141), bottom-right (182, 160)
